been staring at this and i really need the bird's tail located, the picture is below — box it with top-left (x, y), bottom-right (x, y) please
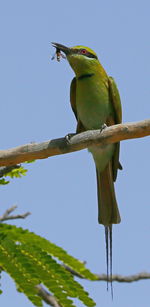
top-left (96, 162), bottom-right (121, 225)
top-left (96, 162), bottom-right (121, 295)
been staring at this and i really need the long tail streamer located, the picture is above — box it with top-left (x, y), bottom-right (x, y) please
top-left (105, 225), bottom-right (113, 298)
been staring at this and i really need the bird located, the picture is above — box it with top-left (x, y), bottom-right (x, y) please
top-left (52, 42), bottom-right (122, 294)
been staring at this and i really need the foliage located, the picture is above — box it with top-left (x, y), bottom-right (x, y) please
top-left (5, 166), bottom-right (27, 179)
top-left (0, 165), bottom-right (27, 185)
top-left (0, 223), bottom-right (97, 307)
top-left (0, 178), bottom-right (9, 185)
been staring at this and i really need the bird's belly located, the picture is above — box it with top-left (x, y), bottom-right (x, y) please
top-left (89, 143), bottom-right (115, 172)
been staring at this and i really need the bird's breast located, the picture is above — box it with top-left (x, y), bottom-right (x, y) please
top-left (76, 76), bottom-right (111, 130)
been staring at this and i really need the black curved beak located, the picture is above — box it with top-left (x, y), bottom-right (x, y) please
top-left (51, 42), bottom-right (71, 55)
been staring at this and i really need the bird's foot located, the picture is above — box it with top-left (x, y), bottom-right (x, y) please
top-left (100, 123), bottom-right (107, 132)
top-left (65, 133), bottom-right (76, 144)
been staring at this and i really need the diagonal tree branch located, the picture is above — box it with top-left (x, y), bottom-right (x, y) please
top-left (36, 285), bottom-right (61, 307)
top-left (0, 119), bottom-right (149, 167)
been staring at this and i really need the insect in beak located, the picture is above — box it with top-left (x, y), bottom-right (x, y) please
top-left (51, 47), bottom-right (66, 62)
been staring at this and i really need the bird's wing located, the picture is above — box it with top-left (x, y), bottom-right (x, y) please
top-left (70, 77), bottom-right (78, 119)
top-left (70, 77), bottom-right (85, 133)
top-left (108, 77), bottom-right (122, 124)
top-left (108, 77), bottom-right (122, 181)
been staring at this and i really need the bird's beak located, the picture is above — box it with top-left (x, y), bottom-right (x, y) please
top-left (51, 42), bottom-right (71, 55)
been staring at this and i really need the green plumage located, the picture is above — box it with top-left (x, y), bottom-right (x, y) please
top-left (68, 53), bottom-right (122, 226)
top-left (52, 42), bottom-right (122, 292)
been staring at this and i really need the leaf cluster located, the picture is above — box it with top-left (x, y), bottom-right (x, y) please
top-left (0, 165), bottom-right (27, 185)
top-left (0, 223), bottom-right (97, 307)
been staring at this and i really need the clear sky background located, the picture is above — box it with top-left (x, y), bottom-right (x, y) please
top-left (0, 1), bottom-right (150, 306)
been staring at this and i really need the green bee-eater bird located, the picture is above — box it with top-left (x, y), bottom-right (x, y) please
top-left (52, 42), bottom-right (122, 291)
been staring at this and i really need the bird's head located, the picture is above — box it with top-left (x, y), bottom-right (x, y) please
top-left (52, 42), bottom-right (100, 76)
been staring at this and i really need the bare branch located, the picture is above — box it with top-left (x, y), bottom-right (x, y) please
top-left (0, 119), bottom-right (149, 166)
top-left (63, 264), bottom-right (150, 283)
top-left (36, 285), bottom-right (61, 307)
top-left (95, 272), bottom-right (150, 283)
top-left (0, 205), bottom-right (31, 222)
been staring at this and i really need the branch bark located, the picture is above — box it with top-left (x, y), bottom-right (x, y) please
top-left (0, 119), bottom-right (149, 166)
top-left (36, 285), bottom-right (61, 307)
top-left (94, 272), bottom-right (150, 282)
top-left (64, 264), bottom-right (150, 282)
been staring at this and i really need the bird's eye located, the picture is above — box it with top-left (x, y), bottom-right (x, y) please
top-left (81, 49), bottom-right (87, 55)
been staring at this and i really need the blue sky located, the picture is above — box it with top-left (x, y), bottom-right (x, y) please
top-left (0, 0), bottom-right (150, 306)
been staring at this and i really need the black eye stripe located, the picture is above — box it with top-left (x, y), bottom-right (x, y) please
top-left (85, 52), bottom-right (97, 59)
top-left (79, 49), bottom-right (98, 59)
top-left (71, 49), bottom-right (98, 59)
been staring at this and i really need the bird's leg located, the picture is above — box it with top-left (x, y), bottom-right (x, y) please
top-left (65, 133), bottom-right (76, 144)
top-left (100, 123), bottom-right (107, 132)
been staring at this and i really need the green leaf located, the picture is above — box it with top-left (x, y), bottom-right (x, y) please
top-left (0, 179), bottom-right (9, 185)
top-left (6, 167), bottom-right (27, 178)
top-left (0, 239), bottom-right (42, 306)
top-left (24, 160), bottom-right (36, 163)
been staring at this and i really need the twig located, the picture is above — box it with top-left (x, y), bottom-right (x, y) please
top-left (36, 285), bottom-right (61, 307)
top-left (62, 262), bottom-right (86, 278)
top-left (0, 119), bottom-right (149, 166)
top-left (63, 264), bottom-right (150, 283)
top-left (95, 272), bottom-right (150, 283)
top-left (0, 205), bottom-right (31, 222)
